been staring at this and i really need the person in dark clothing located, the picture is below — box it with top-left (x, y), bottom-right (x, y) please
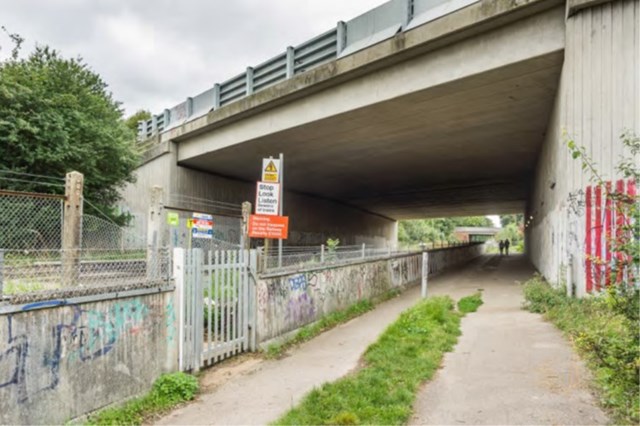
top-left (504, 239), bottom-right (510, 255)
top-left (499, 240), bottom-right (504, 255)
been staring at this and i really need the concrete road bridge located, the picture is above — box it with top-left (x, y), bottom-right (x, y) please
top-left (124, 0), bottom-right (640, 296)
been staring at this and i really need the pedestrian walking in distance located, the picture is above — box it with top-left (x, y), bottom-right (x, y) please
top-left (499, 240), bottom-right (504, 256)
top-left (504, 239), bottom-right (510, 256)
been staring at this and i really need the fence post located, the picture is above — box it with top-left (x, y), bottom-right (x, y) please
top-left (421, 251), bottom-right (429, 298)
top-left (286, 46), bottom-right (295, 78)
top-left (337, 21), bottom-right (347, 55)
top-left (246, 67), bottom-right (254, 96)
top-left (362, 243), bottom-right (366, 259)
top-left (62, 171), bottom-right (84, 286)
top-left (320, 244), bottom-right (325, 263)
top-left (0, 249), bottom-right (4, 298)
top-left (249, 249), bottom-right (258, 351)
top-left (213, 83), bottom-right (221, 109)
top-left (241, 201), bottom-right (252, 250)
top-left (402, 0), bottom-right (413, 28)
top-left (147, 186), bottom-right (164, 281)
top-left (173, 247), bottom-right (185, 371)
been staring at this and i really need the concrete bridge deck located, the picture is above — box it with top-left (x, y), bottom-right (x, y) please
top-left (155, 255), bottom-right (607, 425)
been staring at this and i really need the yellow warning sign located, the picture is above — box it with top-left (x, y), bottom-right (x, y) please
top-left (262, 158), bottom-right (280, 183)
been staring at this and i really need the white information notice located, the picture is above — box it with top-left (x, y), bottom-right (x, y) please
top-left (255, 182), bottom-right (280, 216)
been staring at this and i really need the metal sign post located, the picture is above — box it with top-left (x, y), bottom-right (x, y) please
top-left (278, 153), bottom-right (284, 268)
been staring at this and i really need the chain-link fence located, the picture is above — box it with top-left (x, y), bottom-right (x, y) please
top-left (259, 241), bottom-right (474, 273)
top-left (0, 191), bottom-right (64, 250)
top-left (0, 189), bottom-right (170, 299)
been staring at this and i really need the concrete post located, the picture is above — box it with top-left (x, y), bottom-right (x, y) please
top-left (320, 244), bottom-right (325, 263)
top-left (147, 186), bottom-right (164, 281)
top-left (286, 46), bottom-right (295, 78)
top-left (62, 171), bottom-right (84, 286)
top-left (241, 201), bottom-right (252, 250)
top-left (173, 247), bottom-right (185, 371)
top-left (362, 243), bottom-right (366, 259)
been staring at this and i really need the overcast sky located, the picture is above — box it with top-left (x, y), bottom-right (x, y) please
top-left (0, 0), bottom-right (389, 116)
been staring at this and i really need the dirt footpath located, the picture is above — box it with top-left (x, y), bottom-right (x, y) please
top-left (410, 255), bottom-right (609, 425)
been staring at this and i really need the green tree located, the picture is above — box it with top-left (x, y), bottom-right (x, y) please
top-left (398, 216), bottom-right (494, 247)
top-left (500, 214), bottom-right (523, 228)
top-left (452, 216), bottom-right (494, 227)
top-left (0, 42), bottom-right (138, 221)
top-left (125, 109), bottom-right (151, 133)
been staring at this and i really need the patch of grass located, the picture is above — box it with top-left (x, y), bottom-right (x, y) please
top-left (457, 292), bottom-right (483, 313)
top-left (265, 299), bottom-right (376, 359)
top-left (522, 274), bottom-right (639, 424)
top-left (274, 293), bottom-right (481, 425)
top-left (85, 372), bottom-right (198, 425)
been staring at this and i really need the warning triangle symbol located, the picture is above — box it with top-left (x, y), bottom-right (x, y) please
top-left (265, 161), bottom-right (278, 172)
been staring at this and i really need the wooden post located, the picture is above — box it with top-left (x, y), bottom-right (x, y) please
top-left (62, 171), bottom-right (83, 285)
top-left (241, 202), bottom-right (252, 250)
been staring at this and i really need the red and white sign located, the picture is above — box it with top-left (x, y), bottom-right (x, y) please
top-left (248, 215), bottom-right (289, 239)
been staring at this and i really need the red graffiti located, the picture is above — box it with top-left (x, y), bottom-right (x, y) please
top-left (584, 179), bottom-right (637, 292)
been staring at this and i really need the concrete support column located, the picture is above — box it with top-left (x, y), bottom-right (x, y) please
top-left (62, 171), bottom-right (84, 286)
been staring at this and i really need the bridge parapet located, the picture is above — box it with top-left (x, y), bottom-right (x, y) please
top-left (137, 0), bottom-right (482, 141)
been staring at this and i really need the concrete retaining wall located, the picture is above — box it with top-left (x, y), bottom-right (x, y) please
top-left (255, 243), bottom-right (485, 343)
top-left (120, 147), bottom-right (398, 248)
top-left (0, 290), bottom-right (177, 425)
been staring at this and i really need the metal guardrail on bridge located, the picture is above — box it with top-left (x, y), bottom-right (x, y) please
top-left (138, 0), bottom-right (480, 140)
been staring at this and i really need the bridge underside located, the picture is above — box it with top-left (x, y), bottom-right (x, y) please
top-left (180, 52), bottom-right (563, 219)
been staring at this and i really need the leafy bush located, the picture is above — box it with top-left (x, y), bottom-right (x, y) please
top-left (521, 274), bottom-right (567, 313)
top-left (522, 276), bottom-right (639, 424)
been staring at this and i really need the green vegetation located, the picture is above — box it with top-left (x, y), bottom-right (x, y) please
top-left (522, 275), bottom-right (639, 424)
top-left (457, 292), bottom-right (483, 313)
top-left (265, 299), bottom-right (376, 359)
top-left (0, 30), bottom-right (138, 223)
top-left (85, 372), bottom-right (198, 425)
top-left (274, 294), bottom-right (482, 425)
top-left (398, 216), bottom-right (494, 248)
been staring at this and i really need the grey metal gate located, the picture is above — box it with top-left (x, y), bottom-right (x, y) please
top-left (174, 248), bottom-right (256, 371)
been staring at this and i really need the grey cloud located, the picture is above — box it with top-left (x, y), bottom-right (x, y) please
top-left (0, 0), bottom-right (386, 116)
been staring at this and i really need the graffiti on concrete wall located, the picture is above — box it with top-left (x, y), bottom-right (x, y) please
top-left (583, 179), bottom-right (637, 292)
top-left (0, 296), bottom-right (174, 404)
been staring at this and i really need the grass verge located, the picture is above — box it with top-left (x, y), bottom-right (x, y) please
top-left (522, 274), bottom-right (639, 424)
top-left (85, 372), bottom-right (198, 425)
top-left (273, 293), bottom-right (480, 425)
top-left (457, 292), bottom-right (483, 314)
top-left (265, 290), bottom-right (400, 359)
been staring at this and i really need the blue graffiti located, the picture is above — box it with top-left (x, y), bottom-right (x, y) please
top-left (289, 274), bottom-right (307, 291)
top-left (21, 300), bottom-right (67, 311)
top-left (0, 316), bottom-right (29, 402)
